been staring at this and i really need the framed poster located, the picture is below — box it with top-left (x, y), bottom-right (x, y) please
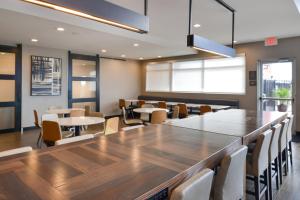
top-left (31, 55), bottom-right (62, 96)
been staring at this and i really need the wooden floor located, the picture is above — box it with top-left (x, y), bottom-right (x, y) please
top-left (0, 129), bottom-right (299, 200)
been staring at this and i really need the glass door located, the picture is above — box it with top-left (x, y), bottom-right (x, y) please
top-left (0, 45), bottom-right (22, 133)
top-left (68, 52), bottom-right (100, 112)
top-left (258, 59), bottom-right (295, 113)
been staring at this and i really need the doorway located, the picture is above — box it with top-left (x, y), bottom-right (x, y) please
top-left (257, 59), bottom-right (295, 113)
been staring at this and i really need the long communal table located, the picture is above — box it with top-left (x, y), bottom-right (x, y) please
top-left (0, 109), bottom-right (287, 199)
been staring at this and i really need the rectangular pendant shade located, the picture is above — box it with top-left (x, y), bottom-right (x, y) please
top-left (22, 0), bottom-right (149, 33)
top-left (187, 34), bottom-right (236, 58)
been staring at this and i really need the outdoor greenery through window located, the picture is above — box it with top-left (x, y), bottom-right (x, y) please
top-left (146, 56), bottom-right (246, 94)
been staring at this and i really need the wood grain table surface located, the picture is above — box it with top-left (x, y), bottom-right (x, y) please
top-left (166, 109), bottom-right (288, 144)
top-left (0, 125), bottom-right (241, 200)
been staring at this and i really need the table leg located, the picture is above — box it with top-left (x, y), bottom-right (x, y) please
top-left (75, 126), bottom-right (80, 136)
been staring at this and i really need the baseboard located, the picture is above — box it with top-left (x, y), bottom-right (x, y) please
top-left (23, 126), bottom-right (39, 131)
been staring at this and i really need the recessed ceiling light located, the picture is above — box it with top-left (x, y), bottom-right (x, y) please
top-left (133, 43), bottom-right (139, 47)
top-left (139, 57), bottom-right (144, 60)
top-left (193, 24), bottom-right (201, 28)
top-left (57, 27), bottom-right (65, 32)
top-left (101, 49), bottom-right (107, 53)
top-left (157, 56), bottom-right (162, 58)
top-left (234, 40), bottom-right (237, 43)
top-left (121, 54), bottom-right (126, 58)
top-left (31, 38), bottom-right (38, 42)
top-left (0, 52), bottom-right (6, 55)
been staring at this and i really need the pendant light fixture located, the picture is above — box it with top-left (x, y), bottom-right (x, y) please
top-left (22, 0), bottom-right (149, 33)
top-left (187, 0), bottom-right (236, 57)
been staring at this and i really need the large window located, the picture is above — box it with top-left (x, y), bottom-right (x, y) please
top-left (146, 56), bottom-right (245, 94)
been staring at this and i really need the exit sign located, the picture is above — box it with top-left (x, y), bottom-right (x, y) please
top-left (265, 37), bottom-right (278, 46)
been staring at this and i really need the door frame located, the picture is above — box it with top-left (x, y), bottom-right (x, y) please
top-left (257, 58), bottom-right (296, 114)
top-left (0, 44), bottom-right (22, 133)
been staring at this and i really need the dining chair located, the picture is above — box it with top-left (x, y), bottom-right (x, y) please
top-left (170, 168), bottom-right (214, 200)
top-left (287, 115), bottom-right (294, 167)
top-left (172, 105), bottom-right (180, 119)
top-left (140, 104), bottom-right (154, 121)
top-left (121, 125), bottom-right (144, 131)
top-left (213, 146), bottom-right (248, 200)
top-left (137, 100), bottom-right (145, 108)
top-left (178, 103), bottom-right (188, 118)
top-left (268, 124), bottom-right (282, 199)
top-left (85, 105), bottom-right (91, 116)
top-left (278, 118), bottom-right (290, 184)
top-left (42, 120), bottom-right (74, 146)
top-left (70, 109), bottom-right (85, 117)
top-left (33, 110), bottom-right (42, 148)
top-left (122, 107), bottom-right (143, 126)
top-left (0, 146), bottom-right (33, 158)
top-left (104, 117), bottom-right (119, 135)
top-left (199, 105), bottom-right (212, 115)
top-left (55, 134), bottom-right (94, 146)
top-left (158, 101), bottom-right (167, 109)
top-left (246, 129), bottom-right (272, 200)
top-left (151, 110), bottom-right (167, 124)
top-left (82, 111), bottom-right (105, 135)
top-left (119, 99), bottom-right (135, 118)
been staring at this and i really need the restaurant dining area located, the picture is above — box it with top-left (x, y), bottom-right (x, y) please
top-left (1, 0), bottom-right (300, 200)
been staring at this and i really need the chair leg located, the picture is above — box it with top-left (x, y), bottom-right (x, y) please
top-left (278, 152), bottom-right (283, 185)
top-left (284, 149), bottom-right (288, 175)
top-left (264, 169), bottom-right (269, 200)
top-left (254, 176), bottom-right (260, 200)
top-left (268, 164), bottom-right (273, 200)
top-left (289, 141), bottom-right (293, 166)
top-left (36, 132), bottom-right (42, 148)
top-left (275, 158), bottom-right (279, 190)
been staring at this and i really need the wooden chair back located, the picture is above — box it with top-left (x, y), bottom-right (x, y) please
top-left (42, 121), bottom-right (62, 146)
top-left (199, 105), bottom-right (212, 115)
top-left (33, 110), bottom-right (40, 128)
top-left (70, 109), bottom-right (85, 117)
top-left (85, 105), bottom-right (91, 116)
top-left (151, 110), bottom-right (167, 124)
top-left (178, 103), bottom-right (188, 118)
top-left (137, 100), bottom-right (145, 108)
top-left (119, 99), bottom-right (126, 109)
top-left (105, 117), bottom-right (119, 135)
top-left (172, 106), bottom-right (180, 119)
top-left (158, 101), bottom-right (167, 109)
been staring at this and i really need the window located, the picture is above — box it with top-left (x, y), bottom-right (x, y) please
top-left (145, 56), bottom-right (245, 94)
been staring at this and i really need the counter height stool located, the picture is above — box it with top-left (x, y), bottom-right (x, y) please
top-left (287, 115), bottom-right (294, 167)
top-left (170, 168), bottom-right (214, 200)
top-left (268, 124), bottom-right (282, 200)
top-left (246, 129), bottom-right (272, 200)
top-left (278, 119), bottom-right (289, 185)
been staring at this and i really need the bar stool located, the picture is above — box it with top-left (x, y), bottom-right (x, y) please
top-left (170, 168), bottom-right (214, 200)
top-left (268, 124), bottom-right (282, 200)
top-left (278, 119), bottom-right (289, 184)
top-left (287, 115), bottom-right (294, 167)
top-left (214, 146), bottom-right (248, 200)
top-left (246, 129), bottom-right (272, 200)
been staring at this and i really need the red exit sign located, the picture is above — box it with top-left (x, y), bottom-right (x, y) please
top-left (265, 37), bottom-right (278, 46)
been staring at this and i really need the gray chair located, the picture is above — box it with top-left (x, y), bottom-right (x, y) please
top-left (170, 168), bottom-right (214, 200)
top-left (246, 129), bottom-right (272, 200)
top-left (287, 115), bottom-right (294, 167)
top-left (278, 119), bottom-right (289, 184)
top-left (214, 146), bottom-right (248, 200)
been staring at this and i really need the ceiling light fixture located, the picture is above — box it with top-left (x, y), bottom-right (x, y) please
top-left (57, 27), bottom-right (65, 31)
top-left (157, 56), bottom-right (162, 58)
top-left (139, 57), bottom-right (144, 60)
top-left (133, 43), bottom-right (139, 47)
top-left (187, 0), bottom-right (236, 57)
top-left (121, 54), bottom-right (126, 58)
top-left (31, 38), bottom-right (39, 42)
top-left (193, 24), bottom-right (201, 28)
top-left (101, 49), bottom-right (107, 53)
top-left (234, 40), bottom-right (237, 43)
top-left (22, 0), bottom-right (149, 33)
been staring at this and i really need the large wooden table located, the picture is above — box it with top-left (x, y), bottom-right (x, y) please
top-left (166, 109), bottom-right (287, 144)
top-left (0, 109), bottom-right (287, 199)
top-left (0, 125), bottom-right (241, 200)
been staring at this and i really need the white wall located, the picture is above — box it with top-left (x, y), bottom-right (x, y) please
top-left (100, 58), bottom-right (141, 116)
top-left (21, 45), bottom-right (142, 128)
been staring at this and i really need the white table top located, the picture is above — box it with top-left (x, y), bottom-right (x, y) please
top-left (133, 108), bottom-right (169, 114)
top-left (125, 99), bottom-right (140, 103)
top-left (56, 117), bottom-right (105, 126)
top-left (46, 108), bottom-right (85, 115)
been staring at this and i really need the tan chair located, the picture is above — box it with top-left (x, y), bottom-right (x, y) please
top-left (82, 111), bottom-right (105, 135)
top-left (42, 121), bottom-right (73, 146)
top-left (172, 105), bottom-right (180, 119)
top-left (122, 107), bottom-right (143, 126)
top-left (268, 124), bottom-right (282, 199)
top-left (55, 134), bottom-right (94, 146)
top-left (137, 100), bottom-right (145, 108)
top-left (199, 105), bottom-right (212, 115)
top-left (170, 168), bottom-right (214, 200)
top-left (158, 101), bottom-right (167, 109)
top-left (104, 117), bottom-right (119, 135)
top-left (119, 99), bottom-right (126, 109)
top-left (0, 146), bottom-right (33, 158)
top-left (214, 146), bottom-right (248, 200)
top-left (151, 110), bottom-right (167, 124)
top-left (278, 119), bottom-right (289, 184)
top-left (33, 110), bottom-right (42, 148)
top-left (70, 109), bottom-right (85, 117)
top-left (287, 115), bottom-right (294, 166)
top-left (84, 105), bottom-right (91, 116)
top-left (246, 129), bottom-right (272, 200)
top-left (178, 103), bottom-right (188, 118)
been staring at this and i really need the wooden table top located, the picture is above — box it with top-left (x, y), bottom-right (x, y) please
top-left (56, 117), bottom-right (105, 127)
top-left (166, 109), bottom-right (287, 144)
top-left (0, 125), bottom-right (241, 200)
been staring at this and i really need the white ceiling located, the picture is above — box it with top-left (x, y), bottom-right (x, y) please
top-left (0, 0), bottom-right (299, 60)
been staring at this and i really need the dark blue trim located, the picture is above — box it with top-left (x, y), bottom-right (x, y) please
top-left (71, 98), bottom-right (97, 103)
top-left (0, 75), bottom-right (15, 80)
top-left (72, 77), bottom-right (97, 81)
top-left (0, 128), bottom-right (15, 134)
top-left (0, 102), bottom-right (16, 107)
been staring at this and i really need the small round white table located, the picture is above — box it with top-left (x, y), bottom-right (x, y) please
top-left (57, 117), bottom-right (105, 136)
top-left (46, 108), bottom-right (85, 115)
